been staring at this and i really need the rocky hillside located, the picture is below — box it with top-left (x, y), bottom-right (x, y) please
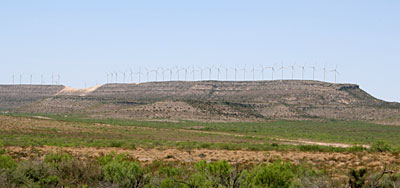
top-left (0, 85), bottom-right (64, 109)
top-left (1, 81), bottom-right (399, 122)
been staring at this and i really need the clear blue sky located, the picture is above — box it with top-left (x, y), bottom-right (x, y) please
top-left (1, 1), bottom-right (399, 102)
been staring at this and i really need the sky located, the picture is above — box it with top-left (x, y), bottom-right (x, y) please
top-left (0, 1), bottom-right (399, 102)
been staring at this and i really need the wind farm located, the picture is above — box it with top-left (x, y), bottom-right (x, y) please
top-left (1, 0), bottom-right (400, 187)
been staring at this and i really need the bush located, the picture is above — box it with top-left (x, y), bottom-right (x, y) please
top-left (0, 155), bottom-right (17, 170)
top-left (101, 154), bottom-right (148, 187)
top-left (194, 160), bottom-right (242, 187)
top-left (348, 168), bottom-right (367, 188)
top-left (245, 161), bottom-right (295, 188)
top-left (370, 141), bottom-right (392, 152)
top-left (44, 153), bottom-right (72, 165)
top-left (109, 141), bottom-right (124, 148)
top-left (348, 145), bottom-right (366, 152)
top-left (12, 160), bottom-right (59, 187)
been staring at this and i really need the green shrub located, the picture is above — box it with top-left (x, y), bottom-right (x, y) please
top-left (44, 153), bottom-right (72, 165)
top-left (194, 160), bottom-right (242, 187)
top-left (348, 168), bottom-right (367, 188)
top-left (109, 141), bottom-right (124, 148)
top-left (299, 145), bottom-right (325, 152)
top-left (199, 143), bottom-right (211, 149)
top-left (370, 141), bottom-right (392, 152)
top-left (245, 161), bottom-right (295, 188)
top-left (12, 160), bottom-right (58, 187)
top-left (0, 155), bottom-right (17, 169)
top-left (102, 155), bottom-right (148, 187)
top-left (54, 157), bottom-right (102, 187)
top-left (348, 145), bottom-right (366, 152)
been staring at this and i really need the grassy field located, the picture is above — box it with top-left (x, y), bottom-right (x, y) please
top-left (1, 113), bottom-right (400, 152)
top-left (1, 113), bottom-right (400, 187)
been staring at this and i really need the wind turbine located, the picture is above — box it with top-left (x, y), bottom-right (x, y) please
top-left (279, 63), bottom-right (286, 81)
top-left (183, 67), bottom-right (188, 81)
top-left (191, 66), bottom-right (197, 81)
top-left (198, 67), bottom-right (205, 81)
top-left (288, 63), bottom-right (296, 80)
top-left (225, 67), bottom-right (229, 81)
top-left (217, 65), bottom-right (221, 80)
top-left (57, 75), bottom-right (60, 84)
top-left (123, 72), bottom-right (126, 83)
top-left (233, 67), bottom-right (238, 81)
top-left (300, 65), bottom-right (306, 80)
top-left (267, 65), bottom-right (275, 80)
top-left (30, 74), bottom-right (33, 84)
top-left (19, 74), bottom-right (22, 85)
top-left (165, 68), bottom-right (173, 81)
top-left (130, 69), bottom-right (134, 83)
top-left (309, 65), bottom-right (317, 80)
top-left (331, 65), bottom-right (339, 83)
top-left (115, 72), bottom-right (118, 83)
top-left (240, 65), bottom-right (246, 81)
top-left (41, 74), bottom-right (44, 85)
top-left (173, 66), bottom-right (181, 81)
top-left (145, 68), bottom-right (150, 82)
top-left (322, 65), bottom-right (327, 82)
top-left (251, 65), bottom-right (256, 81)
top-left (158, 67), bottom-right (165, 81)
top-left (12, 74), bottom-right (15, 84)
top-left (206, 66), bottom-right (212, 80)
top-left (150, 69), bottom-right (158, 81)
top-left (259, 65), bottom-right (265, 80)
top-left (135, 68), bottom-right (143, 83)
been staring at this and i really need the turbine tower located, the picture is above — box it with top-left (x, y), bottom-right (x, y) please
top-left (225, 67), bottom-right (229, 81)
top-left (240, 66), bottom-right (246, 81)
top-left (191, 66), bottom-right (196, 81)
top-left (174, 66), bottom-right (180, 81)
top-left (331, 65), bottom-right (339, 83)
top-left (145, 68), bottom-right (150, 82)
top-left (158, 67), bottom-right (165, 81)
top-left (233, 67), bottom-right (238, 81)
top-left (267, 66), bottom-right (275, 80)
top-left (251, 65), bottom-right (256, 81)
top-left (135, 68), bottom-right (143, 83)
top-left (322, 65), bottom-right (327, 81)
top-left (300, 65), bottom-right (306, 80)
top-left (309, 65), bottom-right (317, 80)
top-left (166, 68), bottom-right (173, 81)
top-left (259, 65), bottom-right (265, 80)
top-left (205, 66), bottom-right (212, 80)
top-left (279, 63), bottom-right (286, 81)
top-left (290, 64), bottom-right (296, 80)
top-left (130, 69), bottom-right (134, 83)
top-left (198, 67), bottom-right (204, 81)
top-left (217, 66), bottom-right (221, 80)
top-left (12, 74), bottom-right (15, 84)
top-left (183, 67), bottom-right (188, 81)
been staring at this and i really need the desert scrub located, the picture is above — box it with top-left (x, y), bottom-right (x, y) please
top-left (370, 141), bottom-right (393, 152)
top-left (1, 152), bottom-right (400, 187)
top-left (99, 153), bottom-right (149, 187)
top-left (0, 155), bottom-right (17, 169)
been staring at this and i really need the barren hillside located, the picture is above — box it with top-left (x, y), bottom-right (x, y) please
top-left (1, 81), bottom-right (399, 122)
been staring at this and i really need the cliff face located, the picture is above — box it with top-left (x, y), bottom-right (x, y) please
top-left (0, 81), bottom-right (399, 122)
